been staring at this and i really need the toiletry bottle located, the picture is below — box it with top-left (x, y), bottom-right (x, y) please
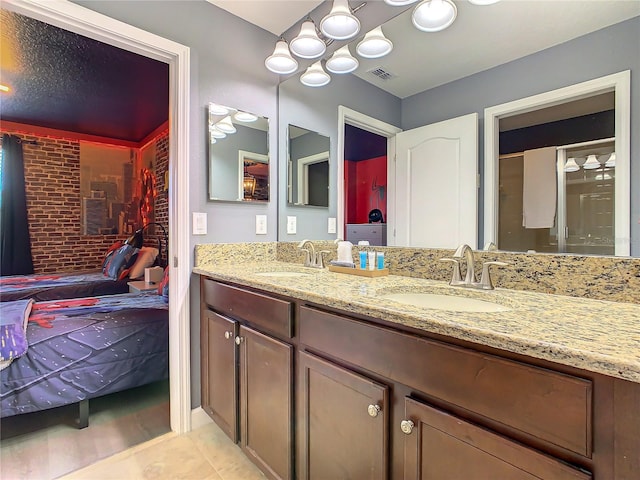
top-left (368, 251), bottom-right (376, 270)
top-left (359, 251), bottom-right (367, 270)
top-left (377, 251), bottom-right (385, 270)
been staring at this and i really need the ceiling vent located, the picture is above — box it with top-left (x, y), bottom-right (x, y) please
top-left (368, 67), bottom-right (396, 81)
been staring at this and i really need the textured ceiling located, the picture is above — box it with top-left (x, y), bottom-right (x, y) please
top-left (0, 10), bottom-right (169, 143)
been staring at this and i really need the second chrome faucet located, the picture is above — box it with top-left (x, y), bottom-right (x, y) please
top-left (441, 244), bottom-right (507, 290)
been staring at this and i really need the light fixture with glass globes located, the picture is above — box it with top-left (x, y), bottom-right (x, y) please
top-left (356, 26), bottom-right (393, 59)
top-left (326, 45), bottom-right (359, 73)
top-left (412, 0), bottom-right (457, 32)
top-left (208, 103), bottom-right (230, 116)
top-left (290, 19), bottom-right (326, 59)
top-left (383, 0), bottom-right (420, 5)
top-left (582, 154), bottom-right (601, 170)
top-left (265, 39), bottom-right (298, 74)
top-left (216, 116), bottom-right (236, 134)
top-left (300, 61), bottom-right (331, 87)
top-left (320, 0), bottom-right (360, 40)
top-left (564, 157), bottom-right (580, 173)
top-left (467, 0), bottom-right (500, 4)
top-left (605, 152), bottom-right (616, 168)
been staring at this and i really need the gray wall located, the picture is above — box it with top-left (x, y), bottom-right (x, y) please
top-left (278, 72), bottom-right (401, 240)
top-left (290, 131), bottom-right (330, 204)
top-left (401, 16), bottom-right (640, 255)
top-left (74, 0), bottom-right (280, 408)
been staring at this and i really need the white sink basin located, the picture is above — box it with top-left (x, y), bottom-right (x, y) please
top-left (380, 292), bottom-right (510, 313)
top-left (255, 271), bottom-right (312, 278)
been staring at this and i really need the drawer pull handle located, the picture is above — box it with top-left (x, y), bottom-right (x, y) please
top-left (400, 420), bottom-right (415, 435)
top-left (224, 331), bottom-right (233, 340)
top-left (367, 404), bottom-right (381, 417)
top-left (235, 336), bottom-right (244, 345)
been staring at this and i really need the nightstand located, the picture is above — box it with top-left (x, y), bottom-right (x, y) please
top-left (128, 280), bottom-right (158, 293)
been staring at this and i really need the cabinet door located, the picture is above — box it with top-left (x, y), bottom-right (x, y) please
top-left (401, 397), bottom-right (591, 480)
top-left (201, 310), bottom-right (238, 442)
top-left (299, 351), bottom-right (389, 480)
top-left (239, 325), bottom-right (293, 480)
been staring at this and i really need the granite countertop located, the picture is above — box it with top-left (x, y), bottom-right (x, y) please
top-left (194, 261), bottom-right (640, 383)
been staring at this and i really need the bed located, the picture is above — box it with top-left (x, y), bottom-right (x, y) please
top-left (0, 271), bottom-right (130, 302)
top-left (0, 245), bottom-right (161, 303)
top-left (0, 291), bottom-right (169, 427)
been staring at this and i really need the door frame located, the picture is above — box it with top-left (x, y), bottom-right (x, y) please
top-left (484, 70), bottom-right (631, 256)
top-left (297, 151), bottom-right (329, 205)
top-left (5, 0), bottom-right (193, 433)
top-left (337, 106), bottom-right (401, 242)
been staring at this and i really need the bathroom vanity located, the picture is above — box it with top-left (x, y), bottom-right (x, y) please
top-left (196, 261), bottom-right (639, 480)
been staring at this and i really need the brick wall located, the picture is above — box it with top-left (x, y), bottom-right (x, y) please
top-left (146, 130), bottom-right (170, 266)
top-left (1, 127), bottom-right (169, 274)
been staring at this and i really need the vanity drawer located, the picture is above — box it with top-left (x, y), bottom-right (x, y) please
top-left (299, 306), bottom-right (593, 457)
top-left (202, 278), bottom-right (293, 338)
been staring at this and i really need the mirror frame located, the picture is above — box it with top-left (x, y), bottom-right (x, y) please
top-left (484, 70), bottom-right (631, 256)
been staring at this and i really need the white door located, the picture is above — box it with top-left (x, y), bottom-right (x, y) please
top-left (392, 113), bottom-right (478, 248)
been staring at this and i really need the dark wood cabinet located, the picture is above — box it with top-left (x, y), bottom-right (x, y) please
top-left (298, 351), bottom-right (389, 480)
top-left (239, 325), bottom-right (293, 480)
top-left (200, 278), bottom-right (294, 480)
top-left (200, 309), bottom-right (238, 442)
top-left (402, 397), bottom-right (591, 480)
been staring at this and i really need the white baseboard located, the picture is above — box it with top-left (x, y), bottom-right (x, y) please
top-left (190, 407), bottom-right (213, 431)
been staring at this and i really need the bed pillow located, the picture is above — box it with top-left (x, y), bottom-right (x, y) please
top-left (0, 299), bottom-right (33, 371)
top-left (103, 244), bottom-right (139, 280)
top-left (128, 247), bottom-right (159, 280)
top-left (157, 267), bottom-right (169, 303)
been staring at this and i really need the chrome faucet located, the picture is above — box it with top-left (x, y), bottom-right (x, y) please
top-left (440, 244), bottom-right (508, 290)
top-left (297, 240), bottom-right (328, 268)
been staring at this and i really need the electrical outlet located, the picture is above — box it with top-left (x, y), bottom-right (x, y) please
top-left (287, 216), bottom-right (297, 235)
top-left (255, 215), bottom-right (267, 235)
top-left (328, 217), bottom-right (337, 234)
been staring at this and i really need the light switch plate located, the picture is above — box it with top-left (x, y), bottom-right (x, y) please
top-left (192, 212), bottom-right (207, 235)
top-left (287, 216), bottom-right (297, 235)
top-left (255, 215), bottom-right (267, 235)
top-left (328, 217), bottom-right (337, 234)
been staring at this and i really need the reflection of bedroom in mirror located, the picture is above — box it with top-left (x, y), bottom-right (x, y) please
top-left (344, 124), bottom-right (388, 246)
top-left (208, 102), bottom-right (269, 202)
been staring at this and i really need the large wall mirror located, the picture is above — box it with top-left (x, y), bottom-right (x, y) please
top-left (276, 4), bottom-right (638, 256)
top-left (287, 124), bottom-right (330, 207)
top-left (208, 102), bottom-right (269, 202)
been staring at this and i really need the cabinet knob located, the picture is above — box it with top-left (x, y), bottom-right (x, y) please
top-left (400, 420), bottom-right (415, 435)
top-left (367, 404), bottom-right (381, 418)
top-left (235, 336), bottom-right (244, 345)
top-left (224, 331), bottom-right (233, 339)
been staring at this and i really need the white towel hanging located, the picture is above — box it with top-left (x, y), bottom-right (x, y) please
top-left (522, 146), bottom-right (557, 229)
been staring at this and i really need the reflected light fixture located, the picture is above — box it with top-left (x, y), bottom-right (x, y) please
top-left (290, 19), bottom-right (326, 59)
top-left (216, 116), bottom-right (236, 134)
top-left (326, 45), bottom-right (359, 73)
top-left (209, 133), bottom-right (217, 144)
top-left (412, 0), bottom-right (457, 32)
top-left (209, 125), bottom-right (226, 139)
top-left (265, 39), bottom-right (299, 74)
top-left (564, 157), bottom-right (580, 173)
top-left (384, 0), bottom-right (419, 5)
top-left (300, 61), bottom-right (331, 87)
top-left (356, 26), bottom-right (393, 59)
top-left (468, 0), bottom-right (500, 4)
top-left (605, 152), bottom-right (616, 168)
top-left (582, 154), bottom-right (601, 170)
top-left (234, 111), bottom-right (258, 122)
top-left (320, 0), bottom-right (360, 40)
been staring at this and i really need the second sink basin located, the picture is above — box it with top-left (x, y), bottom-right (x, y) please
top-left (379, 292), bottom-right (511, 313)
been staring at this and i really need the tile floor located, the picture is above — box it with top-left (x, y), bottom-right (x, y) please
top-left (59, 422), bottom-right (266, 480)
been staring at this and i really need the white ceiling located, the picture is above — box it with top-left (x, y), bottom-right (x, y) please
top-left (207, 0), bottom-right (640, 99)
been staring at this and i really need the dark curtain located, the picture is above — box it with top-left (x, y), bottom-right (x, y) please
top-left (1, 134), bottom-right (34, 276)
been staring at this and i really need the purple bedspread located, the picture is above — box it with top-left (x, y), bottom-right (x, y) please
top-left (0, 292), bottom-right (168, 417)
top-left (0, 272), bottom-right (129, 302)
